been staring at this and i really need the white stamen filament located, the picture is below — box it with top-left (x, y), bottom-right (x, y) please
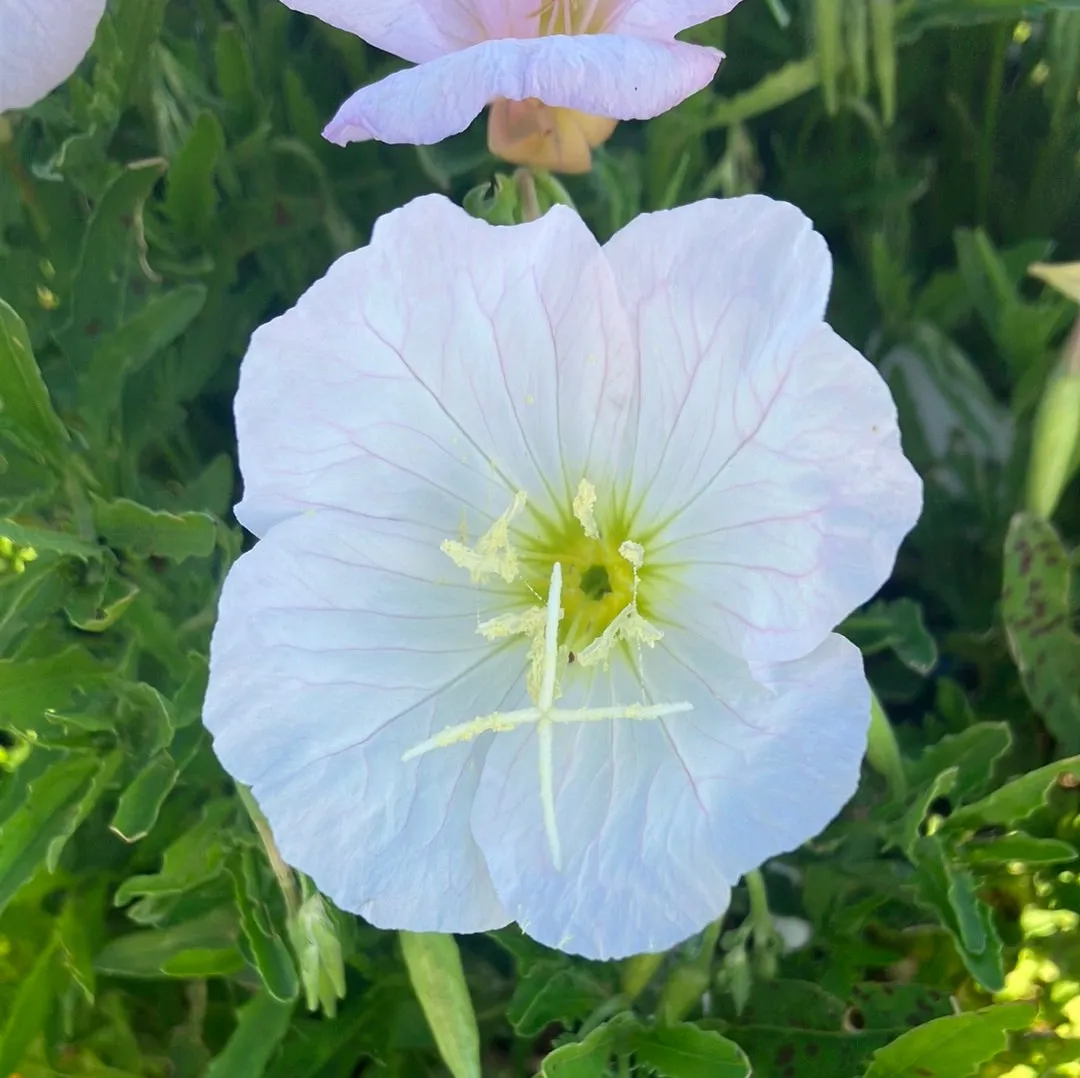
top-left (403, 561), bottom-right (692, 870)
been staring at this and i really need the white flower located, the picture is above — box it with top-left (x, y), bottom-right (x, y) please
top-left (0, 0), bottom-right (107, 113)
top-left (204, 194), bottom-right (922, 959)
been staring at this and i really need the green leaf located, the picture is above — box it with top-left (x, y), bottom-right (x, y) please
top-left (507, 962), bottom-right (608, 1037)
top-left (400, 932), bottom-right (481, 1078)
top-left (109, 751), bottom-right (179, 842)
top-left (94, 908), bottom-right (241, 978)
top-left (0, 519), bottom-right (101, 559)
top-left (844, 598), bottom-right (938, 674)
top-left (0, 936), bottom-right (57, 1076)
top-left (943, 756), bottom-right (1080, 832)
top-left (231, 847), bottom-right (300, 1003)
top-left (0, 645), bottom-right (108, 727)
top-left (960, 831), bottom-right (1078, 866)
top-left (0, 297), bottom-right (67, 465)
top-left (114, 800), bottom-right (231, 905)
top-left (0, 753), bottom-right (101, 916)
top-left (1002, 513), bottom-right (1080, 753)
top-left (911, 837), bottom-right (1005, 991)
top-left (165, 111), bottom-right (227, 239)
top-left (81, 285), bottom-right (208, 439)
top-left (539, 1015), bottom-right (628, 1078)
top-left (862, 1002), bottom-right (1037, 1077)
top-left (56, 160), bottom-right (167, 369)
top-left (206, 989), bottom-right (296, 1078)
top-left (870, 0), bottom-right (897, 124)
top-left (93, 497), bottom-right (217, 561)
top-left (814, 0), bottom-right (843, 114)
top-left (893, 767), bottom-right (957, 859)
top-left (907, 724), bottom-right (1012, 805)
top-left (629, 1024), bottom-right (751, 1078)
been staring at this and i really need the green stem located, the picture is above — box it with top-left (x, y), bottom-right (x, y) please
top-left (237, 785), bottom-right (301, 916)
top-left (866, 690), bottom-right (908, 800)
top-left (617, 1053), bottom-right (632, 1078)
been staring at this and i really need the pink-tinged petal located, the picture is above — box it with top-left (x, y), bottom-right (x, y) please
top-left (615, 0), bottom-right (743, 37)
top-left (472, 633), bottom-right (868, 959)
top-left (322, 35), bottom-right (721, 146)
top-left (604, 198), bottom-right (922, 663)
top-left (0, 0), bottom-right (106, 112)
top-left (235, 195), bottom-right (635, 541)
top-left (279, 0), bottom-right (481, 63)
top-left (205, 508), bottom-right (518, 933)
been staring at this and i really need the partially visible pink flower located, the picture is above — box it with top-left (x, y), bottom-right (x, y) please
top-left (282, 0), bottom-right (741, 172)
top-left (0, 0), bottom-right (107, 113)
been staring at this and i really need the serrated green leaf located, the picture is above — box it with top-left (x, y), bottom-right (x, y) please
top-left (629, 1023), bottom-right (750, 1078)
top-left (400, 932), bottom-right (481, 1078)
top-left (0, 298), bottom-right (67, 465)
top-left (943, 756), bottom-right (1080, 832)
top-left (507, 962), bottom-right (608, 1037)
top-left (907, 724), bottom-right (1012, 805)
top-left (206, 989), bottom-right (296, 1078)
top-left (1002, 513), bottom-right (1080, 753)
top-left (862, 1002), bottom-right (1037, 1077)
top-left (911, 837), bottom-right (1005, 991)
top-left (110, 751), bottom-right (178, 842)
top-left (93, 497), bottom-right (216, 561)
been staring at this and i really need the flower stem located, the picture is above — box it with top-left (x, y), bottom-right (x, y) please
top-left (514, 168), bottom-right (542, 222)
top-left (237, 784), bottom-right (301, 916)
top-left (745, 870), bottom-right (770, 935)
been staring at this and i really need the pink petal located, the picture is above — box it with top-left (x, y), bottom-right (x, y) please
top-left (616, 0), bottom-right (744, 37)
top-left (323, 34), bottom-right (721, 146)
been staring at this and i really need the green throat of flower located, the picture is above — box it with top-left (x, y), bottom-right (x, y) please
top-left (403, 480), bottom-right (692, 871)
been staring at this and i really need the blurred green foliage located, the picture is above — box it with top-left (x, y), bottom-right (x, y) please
top-left (1, 0), bottom-right (1079, 1074)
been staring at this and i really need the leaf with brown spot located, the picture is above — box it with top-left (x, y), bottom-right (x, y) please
top-left (1002, 513), bottom-right (1080, 753)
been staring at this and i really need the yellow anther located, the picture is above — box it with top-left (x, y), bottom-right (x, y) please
top-left (572, 478), bottom-right (600, 539)
top-left (478, 606), bottom-right (550, 700)
top-left (576, 603), bottom-right (662, 670)
top-left (618, 540), bottom-right (644, 569)
top-left (441, 491), bottom-right (527, 583)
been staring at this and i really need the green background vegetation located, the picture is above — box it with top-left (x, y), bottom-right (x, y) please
top-left (1, 0), bottom-right (1080, 1074)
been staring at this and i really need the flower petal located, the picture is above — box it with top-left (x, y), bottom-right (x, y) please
top-left (322, 35), bottom-right (721, 147)
top-left (471, 632), bottom-right (869, 959)
top-left (616, 0), bottom-right (742, 38)
top-left (0, 0), bottom-right (106, 112)
top-left (280, 0), bottom-right (477, 63)
top-left (235, 194), bottom-right (635, 540)
top-left (604, 198), bottom-right (922, 663)
top-left (205, 507), bottom-right (519, 933)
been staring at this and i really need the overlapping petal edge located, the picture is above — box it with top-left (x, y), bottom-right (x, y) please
top-left (204, 194), bottom-right (922, 959)
top-left (322, 34), bottom-right (721, 146)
